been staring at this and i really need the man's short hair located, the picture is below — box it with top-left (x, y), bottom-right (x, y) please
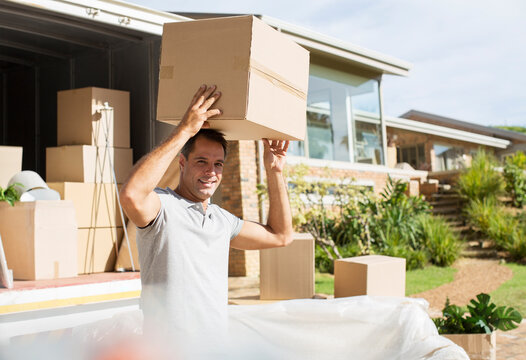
top-left (180, 129), bottom-right (228, 159)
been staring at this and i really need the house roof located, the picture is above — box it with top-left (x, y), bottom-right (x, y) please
top-left (173, 12), bottom-right (412, 77)
top-left (401, 110), bottom-right (526, 144)
top-left (385, 116), bottom-right (511, 149)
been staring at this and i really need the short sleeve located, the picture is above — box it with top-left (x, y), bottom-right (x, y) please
top-left (216, 207), bottom-right (244, 240)
top-left (135, 188), bottom-right (169, 235)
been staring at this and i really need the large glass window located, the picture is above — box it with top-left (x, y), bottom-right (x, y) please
top-left (433, 144), bottom-right (466, 171)
top-left (289, 65), bottom-right (383, 164)
top-left (397, 143), bottom-right (426, 169)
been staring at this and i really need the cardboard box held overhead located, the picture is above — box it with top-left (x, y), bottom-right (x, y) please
top-left (0, 146), bottom-right (23, 188)
top-left (46, 145), bottom-right (133, 183)
top-left (57, 87), bottom-right (130, 148)
top-left (0, 201), bottom-right (77, 280)
top-left (157, 15), bottom-right (310, 141)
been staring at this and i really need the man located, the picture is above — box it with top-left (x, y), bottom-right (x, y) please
top-left (120, 85), bottom-right (293, 340)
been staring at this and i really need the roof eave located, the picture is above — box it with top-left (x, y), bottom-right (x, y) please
top-left (386, 116), bottom-right (510, 149)
top-left (259, 15), bottom-right (412, 76)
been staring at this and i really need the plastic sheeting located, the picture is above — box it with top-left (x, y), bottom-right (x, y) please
top-left (1, 296), bottom-right (469, 360)
top-left (228, 296), bottom-right (468, 360)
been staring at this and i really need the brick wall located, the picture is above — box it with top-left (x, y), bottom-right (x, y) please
top-left (219, 140), bottom-right (261, 277)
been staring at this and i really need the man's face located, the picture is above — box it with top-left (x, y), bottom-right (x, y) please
top-left (179, 136), bottom-right (225, 203)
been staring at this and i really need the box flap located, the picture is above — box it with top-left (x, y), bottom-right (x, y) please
top-left (250, 16), bottom-right (310, 95)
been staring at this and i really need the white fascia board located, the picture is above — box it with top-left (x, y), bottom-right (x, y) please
top-left (260, 15), bottom-right (411, 77)
top-left (287, 156), bottom-right (428, 180)
top-left (386, 116), bottom-right (510, 149)
top-left (6, 0), bottom-right (191, 35)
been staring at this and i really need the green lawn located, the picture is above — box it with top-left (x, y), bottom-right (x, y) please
top-left (315, 266), bottom-right (457, 296)
top-left (490, 263), bottom-right (526, 315)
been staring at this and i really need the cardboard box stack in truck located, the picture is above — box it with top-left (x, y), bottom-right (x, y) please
top-left (47, 87), bottom-right (133, 275)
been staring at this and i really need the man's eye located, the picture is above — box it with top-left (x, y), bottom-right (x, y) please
top-left (215, 163), bottom-right (224, 167)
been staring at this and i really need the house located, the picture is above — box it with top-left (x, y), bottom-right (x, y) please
top-left (0, 1), bottom-right (429, 278)
top-left (385, 110), bottom-right (526, 184)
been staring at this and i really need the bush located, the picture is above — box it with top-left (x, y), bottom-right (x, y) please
top-left (417, 214), bottom-right (460, 267)
top-left (315, 244), bottom-right (334, 274)
top-left (457, 149), bottom-right (503, 202)
top-left (464, 198), bottom-right (499, 233)
top-left (464, 198), bottom-right (526, 261)
top-left (503, 152), bottom-right (526, 207)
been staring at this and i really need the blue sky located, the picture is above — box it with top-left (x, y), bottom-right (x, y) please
top-left (127, 0), bottom-right (526, 127)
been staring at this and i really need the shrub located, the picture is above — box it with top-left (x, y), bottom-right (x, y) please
top-left (457, 149), bottom-right (503, 202)
top-left (464, 198), bottom-right (526, 261)
top-left (463, 198), bottom-right (499, 233)
top-left (503, 152), bottom-right (526, 207)
top-left (417, 214), bottom-right (460, 267)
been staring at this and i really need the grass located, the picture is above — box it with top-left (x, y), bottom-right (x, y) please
top-left (405, 266), bottom-right (457, 296)
top-left (490, 263), bottom-right (526, 315)
top-left (315, 266), bottom-right (457, 296)
top-left (315, 272), bottom-right (334, 295)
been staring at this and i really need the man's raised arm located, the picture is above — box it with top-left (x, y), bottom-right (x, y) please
top-left (230, 140), bottom-right (294, 250)
top-left (120, 85), bottom-right (221, 227)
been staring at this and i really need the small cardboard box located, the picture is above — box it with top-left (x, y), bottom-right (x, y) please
top-left (0, 146), bottom-right (23, 188)
top-left (48, 182), bottom-right (124, 228)
top-left (444, 332), bottom-right (496, 360)
top-left (260, 233), bottom-right (314, 300)
top-left (46, 145), bottom-right (133, 183)
top-left (78, 227), bottom-right (123, 274)
top-left (0, 201), bottom-right (77, 280)
top-left (57, 87), bottom-right (130, 148)
top-left (157, 15), bottom-right (310, 140)
top-left (334, 255), bottom-right (406, 298)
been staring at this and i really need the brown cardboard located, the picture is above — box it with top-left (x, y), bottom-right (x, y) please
top-left (260, 233), bottom-right (314, 300)
top-left (46, 145), bottom-right (133, 183)
top-left (444, 332), bottom-right (496, 360)
top-left (0, 146), bottom-right (23, 188)
top-left (114, 221), bottom-right (140, 271)
top-left (334, 255), bottom-right (406, 298)
top-left (47, 182), bottom-right (124, 228)
top-left (157, 15), bottom-right (309, 141)
top-left (0, 201), bottom-right (77, 280)
top-left (78, 227), bottom-right (123, 274)
top-left (57, 87), bottom-right (130, 148)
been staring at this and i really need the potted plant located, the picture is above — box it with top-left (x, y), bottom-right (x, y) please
top-left (0, 183), bottom-right (20, 206)
top-left (433, 293), bottom-right (522, 360)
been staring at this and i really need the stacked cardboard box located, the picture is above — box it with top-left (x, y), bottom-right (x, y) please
top-left (47, 87), bottom-right (133, 274)
top-left (0, 201), bottom-right (77, 280)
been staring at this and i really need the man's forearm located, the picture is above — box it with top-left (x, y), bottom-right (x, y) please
top-left (122, 126), bottom-right (191, 199)
top-left (266, 169), bottom-right (293, 242)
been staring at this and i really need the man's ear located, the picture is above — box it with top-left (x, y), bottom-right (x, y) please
top-left (179, 153), bottom-right (186, 171)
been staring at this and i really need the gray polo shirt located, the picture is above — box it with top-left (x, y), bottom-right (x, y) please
top-left (136, 187), bottom-right (243, 338)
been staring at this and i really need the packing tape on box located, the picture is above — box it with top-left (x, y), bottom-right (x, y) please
top-left (159, 66), bottom-right (174, 79)
top-left (249, 60), bottom-right (307, 101)
top-left (159, 62), bottom-right (306, 101)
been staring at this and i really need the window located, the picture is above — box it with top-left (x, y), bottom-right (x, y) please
top-left (289, 65), bottom-right (384, 164)
top-left (433, 144), bottom-right (466, 171)
top-left (397, 144), bottom-right (426, 169)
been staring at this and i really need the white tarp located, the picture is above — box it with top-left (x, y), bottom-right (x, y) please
top-left (1, 296), bottom-right (468, 360)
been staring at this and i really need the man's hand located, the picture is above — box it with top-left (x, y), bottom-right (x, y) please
top-left (263, 139), bottom-right (289, 173)
top-left (178, 84), bottom-right (222, 137)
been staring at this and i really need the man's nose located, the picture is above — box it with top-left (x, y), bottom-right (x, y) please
top-left (204, 163), bottom-right (216, 175)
